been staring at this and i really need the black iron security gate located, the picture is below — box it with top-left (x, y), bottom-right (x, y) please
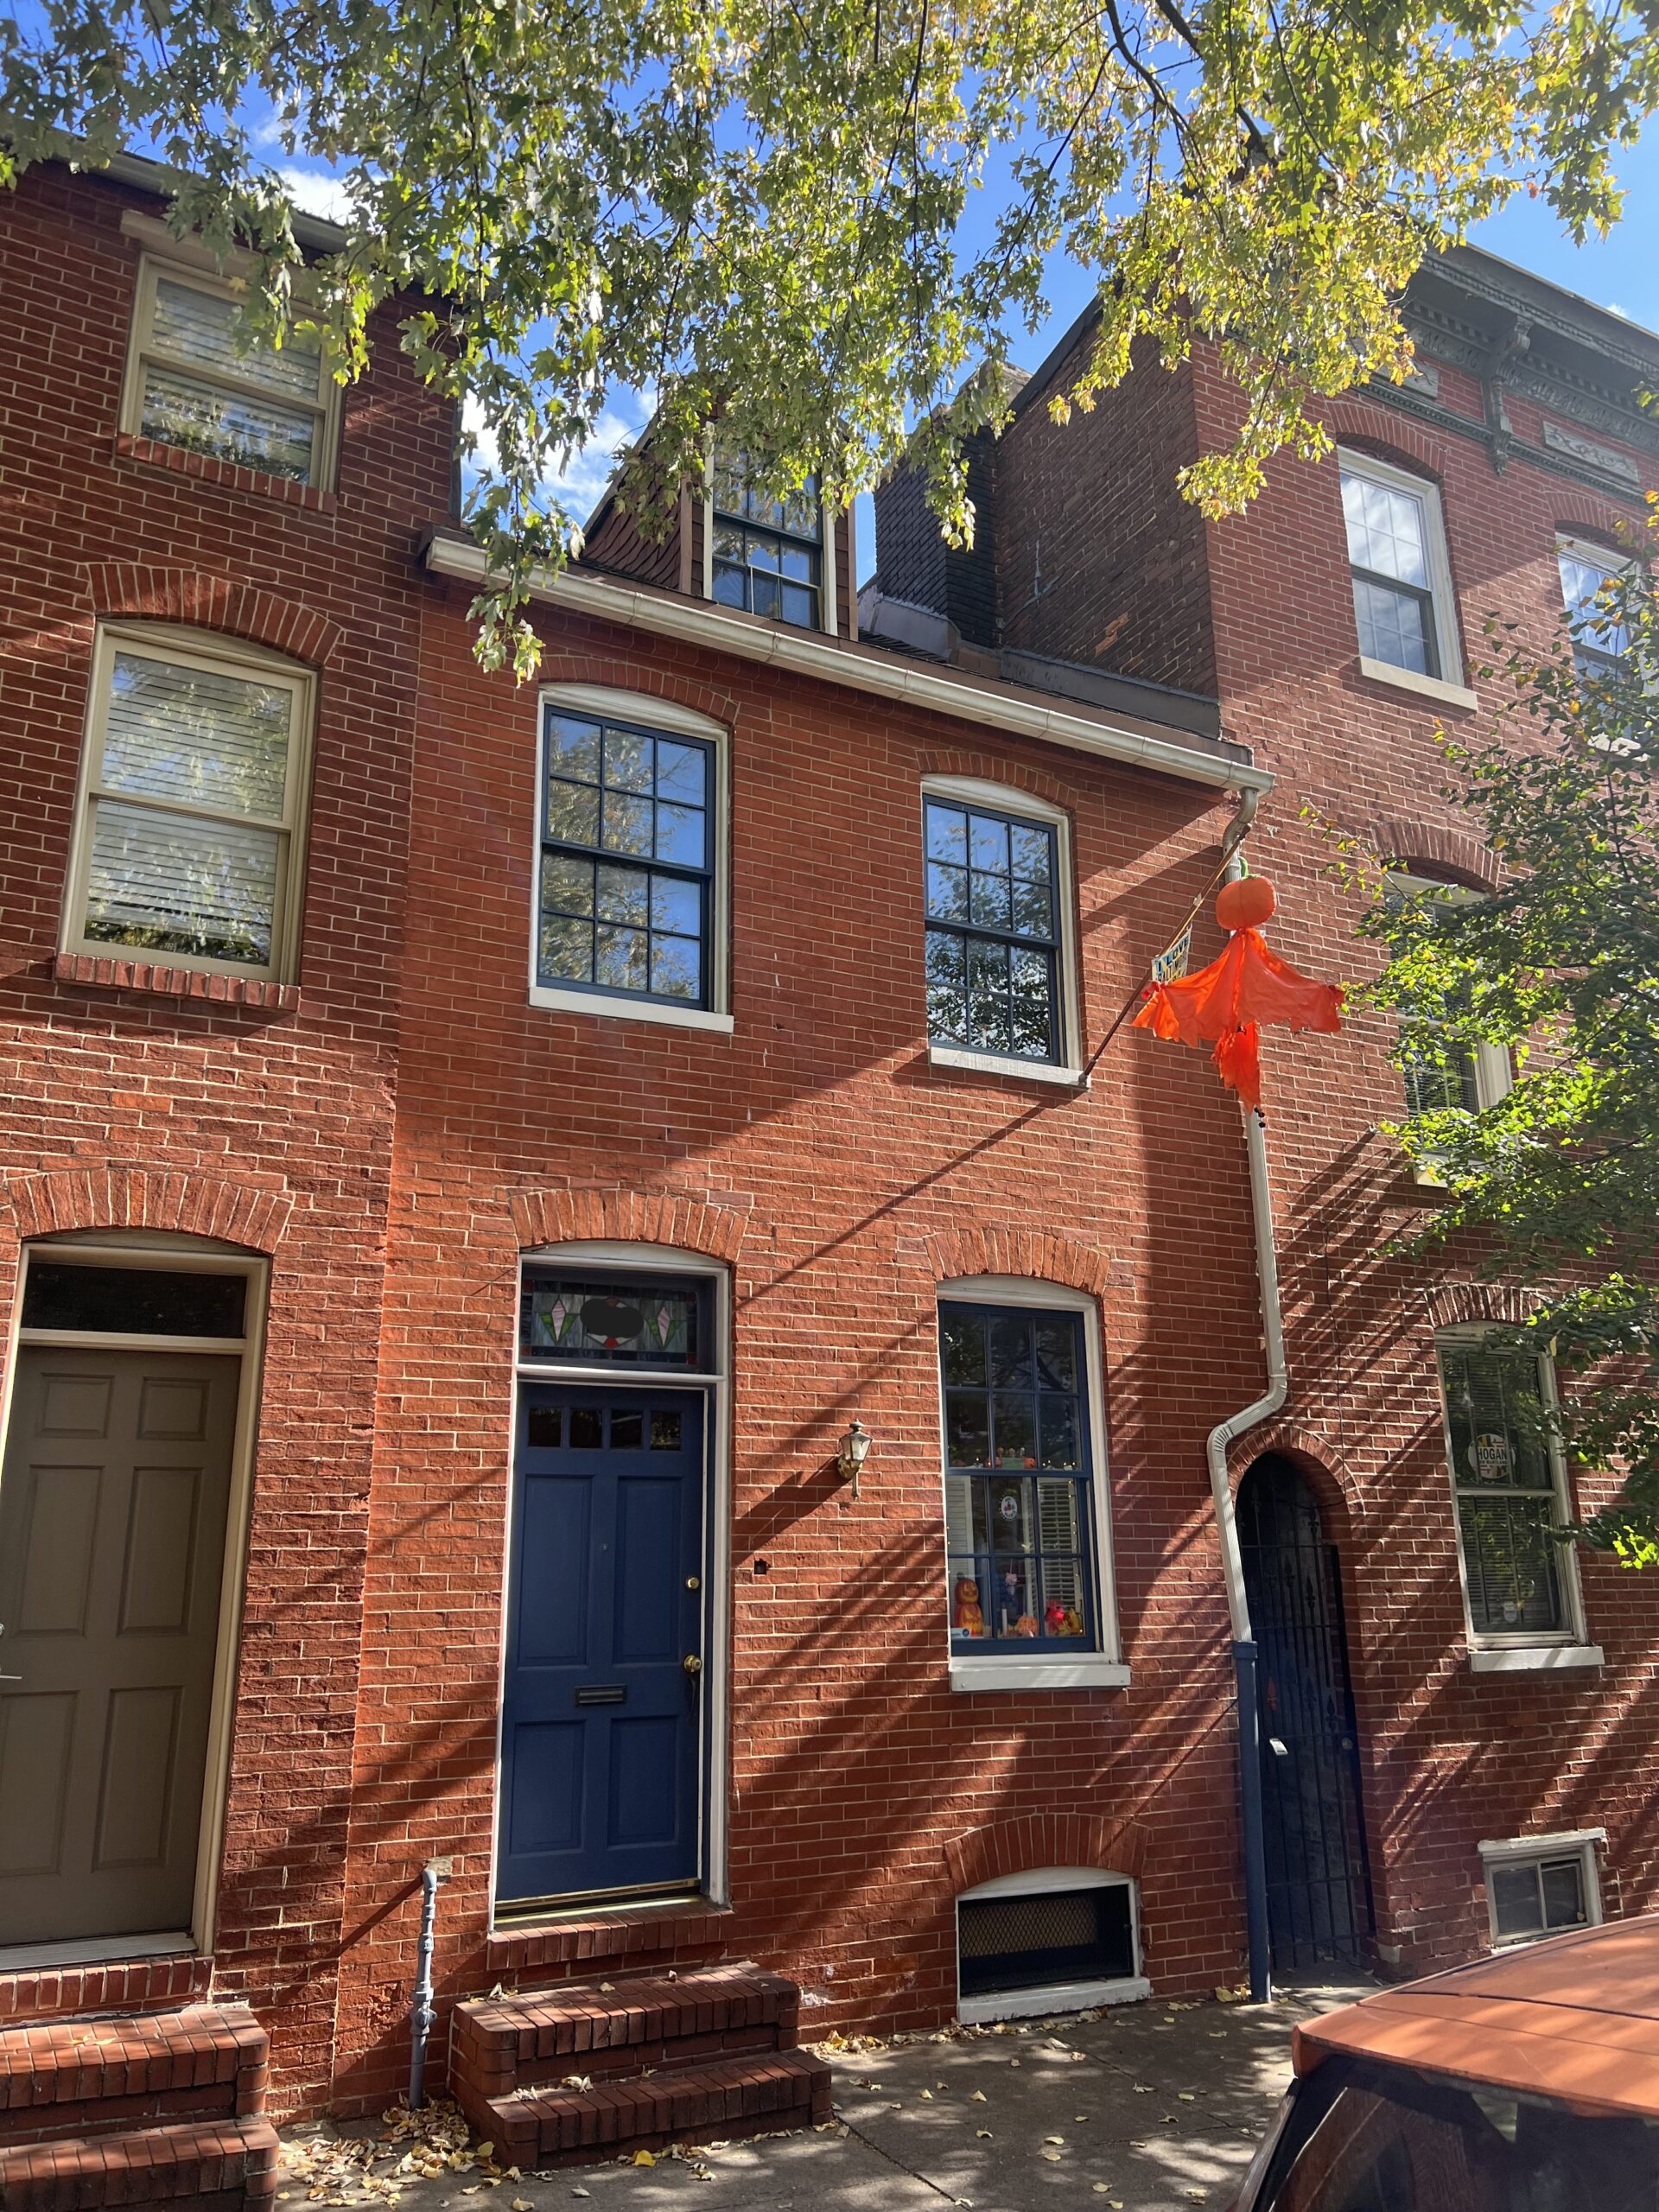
top-left (1238, 1455), bottom-right (1375, 1971)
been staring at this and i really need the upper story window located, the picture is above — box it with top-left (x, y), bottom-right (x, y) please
top-left (535, 696), bottom-right (723, 1020)
top-left (62, 626), bottom-right (314, 982)
top-left (123, 255), bottom-right (338, 487)
top-left (1385, 869), bottom-right (1512, 1125)
top-left (924, 788), bottom-right (1074, 1071)
top-left (1557, 536), bottom-right (1632, 676)
top-left (710, 450), bottom-right (823, 629)
top-left (1339, 450), bottom-right (1462, 689)
top-left (1436, 1337), bottom-right (1580, 1645)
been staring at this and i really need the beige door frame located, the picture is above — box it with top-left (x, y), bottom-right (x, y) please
top-left (0, 1234), bottom-right (269, 1967)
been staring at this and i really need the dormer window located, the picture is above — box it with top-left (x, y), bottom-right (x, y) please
top-left (710, 451), bottom-right (823, 629)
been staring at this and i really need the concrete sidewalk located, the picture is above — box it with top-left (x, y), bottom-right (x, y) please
top-left (282, 1979), bottom-right (1370, 2212)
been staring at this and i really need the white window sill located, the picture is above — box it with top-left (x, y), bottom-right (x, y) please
top-left (529, 985), bottom-right (734, 1034)
top-left (957, 1976), bottom-right (1149, 2024)
top-left (929, 1044), bottom-right (1088, 1089)
top-left (950, 1656), bottom-right (1131, 1693)
top-left (1357, 657), bottom-right (1478, 712)
top-left (1469, 1643), bottom-right (1605, 1674)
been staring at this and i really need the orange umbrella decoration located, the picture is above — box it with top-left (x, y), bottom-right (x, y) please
top-left (1131, 876), bottom-right (1343, 1116)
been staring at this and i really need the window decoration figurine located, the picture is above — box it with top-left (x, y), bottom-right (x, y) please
top-left (953, 1576), bottom-right (986, 1636)
top-left (1132, 875), bottom-right (1344, 1115)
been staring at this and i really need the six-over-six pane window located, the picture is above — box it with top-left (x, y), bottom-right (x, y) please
top-left (942, 1301), bottom-right (1097, 1653)
top-left (1438, 1341), bottom-right (1569, 1638)
top-left (537, 707), bottom-right (715, 1007)
top-left (925, 798), bottom-right (1060, 1063)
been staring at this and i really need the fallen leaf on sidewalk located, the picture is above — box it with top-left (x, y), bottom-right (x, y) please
top-left (976, 2130), bottom-right (993, 2140)
top-left (920, 2090), bottom-right (933, 2100)
top-left (1044, 2136), bottom-right (1064, 2145)
top-left (970, 2090), bottom-right (988, 2102)
top-left (1133, 2084), bottom-right (1153, 2094)
top-left (1179, 2092), bottom-right (1196, 2101)
top-left (631, 2151), bottom-right (655, 2168)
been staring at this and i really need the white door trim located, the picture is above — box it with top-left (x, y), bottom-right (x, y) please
top-left (0, 1236), bottom-right (268, 1964)
top-left (498, 1241), bottom-right (733, 1923)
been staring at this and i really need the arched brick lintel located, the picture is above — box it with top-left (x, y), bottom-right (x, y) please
top-left (535, 652), bottom-right (741, 738)
top-left (82, 563), bottom-right (346, 670)
top-left (1366, 814), bottom-right (1501, 891)
top-left (917, 749), bottom-right (1082, 812)
top-left (924, 1226), bottom-right (1109, 1299)
top-left (1230, 1424), bottom-right (1363, 1542)
top-left (511, 1186), bottom-right (750, 1262)
top-left (944, 1812), bottom-right (1151, 1897)
top-left (1321, 399), bottom-right (1451, 484)
top-left (1425, 1281), bottom-right (1541, 1332)
top-left (5, 1168), bottom-right (294, 1252)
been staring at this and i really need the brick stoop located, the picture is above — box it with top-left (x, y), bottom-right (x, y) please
top-left (0, 2115), bottom-right (278, 2212)
top-left (450, 1967), bottom-right (832, 2169)
top-left (0, 2005), bottom-right (272, 2212)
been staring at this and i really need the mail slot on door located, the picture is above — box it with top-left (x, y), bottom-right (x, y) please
top-left (575, 1684), bottom-right (626, 1706)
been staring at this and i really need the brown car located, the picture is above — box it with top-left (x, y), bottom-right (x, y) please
top-left (1234, 1916), bottom-right (1659, 2211)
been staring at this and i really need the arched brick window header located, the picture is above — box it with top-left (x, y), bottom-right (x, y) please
top-left (511, 1185), bottom-right (750, 1262)
top-left (5, 1168), bottom-right (293, 1251)
top-left (923, 1226), bottom-right (1109, 1299)
top-left (1323, 400), bottom-right (1450, 485)
top-left (81, 563), bottom-right (345, 670)
top-left (945, 1812), bottom-right (1149, 1894)
top-left (1426, 1281), bottom-right (1541, 1332)
top-left (1369, 816), bottom-right (1501, 891)
top-left (915, 750), bottom-right (1080, 813)
top-left (535, 652), bottom-right (741, 735)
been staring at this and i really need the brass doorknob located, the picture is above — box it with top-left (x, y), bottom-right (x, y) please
top-left (683, 1654), bottom-right (703, 1675)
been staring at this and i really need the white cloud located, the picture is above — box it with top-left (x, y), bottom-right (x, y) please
top-left (461, 393), bottom-right (652, 524)
top-left (277, 165), bottom-right (358, 224)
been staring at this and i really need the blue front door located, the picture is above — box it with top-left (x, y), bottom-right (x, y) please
top-left (498, 1386), bottom-right (706, 1906)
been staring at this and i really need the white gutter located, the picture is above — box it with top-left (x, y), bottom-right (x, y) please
top-left (424, 536), bottom-right (1273, 797)
top-left (1206, 808), bottom-right (1287, 1640)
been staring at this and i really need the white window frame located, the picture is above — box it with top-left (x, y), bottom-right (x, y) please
top-left (119, 230), bottom-right (340, 493)
top-left (1434, 1325), bottom-right (1602, 1672)
top-left (1556, 533), bottom-right (1635, 668)
top-left (529, 683), bottom-right (734, 1034)
top-left (60, 621), bottom-right (316, 986)
top-left (921, 776), bottom-right (1085, 1086)
top-left (701, 448), bottom-right (838, 637)
top-left (938, 1276), bottom-right (1127, 1693)
top-left (1386, 869), bottom-right (1511, 1179)
top-left (956, 1866), bottom-right (1150, 2022)
top-left (1338, 448), bottom-right (1474, 709)
top-left (1478, 1828), bottom-right (1605, 1948)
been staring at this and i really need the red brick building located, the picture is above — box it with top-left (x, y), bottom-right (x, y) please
top-left (1, 150), bottom-right (1656, 2199)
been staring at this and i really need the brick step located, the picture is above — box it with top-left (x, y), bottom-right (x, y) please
top-left (452, 1966), bottom-right (801, 2105)
top-left (485, 1903), bottom-right (734, 1986)
top-left (0, 2114), bottom-right (278, 2212)
top-left (0, 2004), bottom-right (268, 2149)
top-left (468, 2047), bottom-right (833, 2168)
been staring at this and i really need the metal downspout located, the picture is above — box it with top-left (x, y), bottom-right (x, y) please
top-left (1206, 795), bottom-right (1287, 2004)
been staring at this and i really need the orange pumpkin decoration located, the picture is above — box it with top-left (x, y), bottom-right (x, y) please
top-left (1215, 874), bottom-right (1276, 931)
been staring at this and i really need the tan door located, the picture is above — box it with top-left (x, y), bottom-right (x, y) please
top-left (0, 1346), bottom-right (237, 1946)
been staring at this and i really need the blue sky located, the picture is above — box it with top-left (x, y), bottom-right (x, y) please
top-left (274, 120), bottom-right (1658, 585)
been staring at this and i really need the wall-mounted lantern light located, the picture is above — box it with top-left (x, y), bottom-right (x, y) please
top-left (836, 1418), bottom-right (873, 1497)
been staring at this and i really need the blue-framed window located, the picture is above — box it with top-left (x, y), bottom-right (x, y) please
top-left (711, 451), bottom-right (822, 629)
top-left (941, 1300), bottom-right (1098, 1653)
top-left (924, 798), bottom-right (1061, 1063)
top-left (537, 706), bottom-right (714, 1007)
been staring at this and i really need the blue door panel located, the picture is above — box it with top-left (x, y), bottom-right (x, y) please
top-left (498, 1387), bottom-right (704, 1904)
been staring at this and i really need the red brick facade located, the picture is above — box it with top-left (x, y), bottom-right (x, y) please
top-left (3, 156), bottom-right (1656, 2137)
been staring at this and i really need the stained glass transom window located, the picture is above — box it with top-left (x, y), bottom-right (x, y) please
top-left (941, 1301), bottom-right (1098, 1652)
top-left (538, 709), bottom-right (713, 1007)
top-left (520, 1272), bottom-right (709, 1369)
